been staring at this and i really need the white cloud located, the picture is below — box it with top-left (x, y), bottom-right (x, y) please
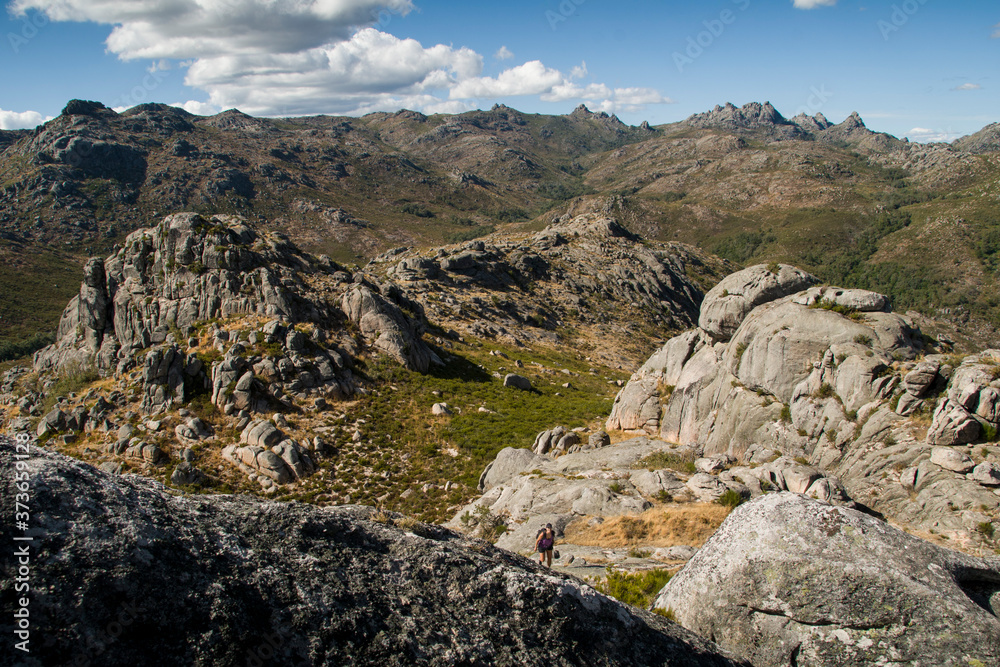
top-left (11, 0), bottom-right (415, 58)
top-left (0, 108), bottom-right (48, 129)
top-left (793, 0), bottom-right (836, 8)
top-left (173, 100), bottom-right (221, 116)
top-left (185, 29), bottom-right (483, 116)
top-left (449, 60), bottom-right (670, 112)
top-left (11, 1), bottom-right (671, 118)
top-left (992, 22), bottom-right (1000, 38)
top-left (952, 83), bottom-right (982, 91)
top-left (147, 59), bottom-right (172, 73)
top-left (907, 127), bottom-right (960, 143)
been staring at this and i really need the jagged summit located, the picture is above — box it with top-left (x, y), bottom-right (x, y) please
top-left (954, 121), bottom-right (1000, 153)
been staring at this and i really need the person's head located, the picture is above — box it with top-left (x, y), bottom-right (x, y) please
top-left (546, 523), bottom-right (552, 530)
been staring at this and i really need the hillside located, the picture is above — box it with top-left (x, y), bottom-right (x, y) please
top-left (1, 99), bottom-right (999, 359)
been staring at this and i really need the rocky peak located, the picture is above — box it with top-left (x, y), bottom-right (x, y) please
top-left (61, 99), bottom-right (116, 119)
top-left (683, 101), bottom-right (801, 139)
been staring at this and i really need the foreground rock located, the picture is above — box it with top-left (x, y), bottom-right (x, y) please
top-left (0, 439), bottom-right (744, 666)
top-left (654, 493), bottom-right (1000, 667)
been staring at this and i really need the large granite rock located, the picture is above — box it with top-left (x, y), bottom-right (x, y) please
top-left (0, 438), bottom-right (744, 666)
top-left (34, 213), bottom-right (323, 375)
top-left (697, 264), bottom-right (817, 342)
top-left (341, 283), bottom-right (440, 373)
top-left (610, 268), bottom-right (1000, 547)
top-left (654, 493), bottom-right (1000, 667)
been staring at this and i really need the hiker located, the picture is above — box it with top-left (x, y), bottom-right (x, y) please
top-left (535, 523), bottom-right (555, 567)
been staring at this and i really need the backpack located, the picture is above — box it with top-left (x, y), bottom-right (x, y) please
top-left (537, 529), bottom-right (553, 551)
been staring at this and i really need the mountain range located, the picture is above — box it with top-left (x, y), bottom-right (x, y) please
top-left (1, 99), bottom-right (999, 359)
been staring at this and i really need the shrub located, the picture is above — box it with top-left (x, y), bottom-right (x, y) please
top-left (978, 522), bottom-right (995, 539)
top-left (636, 450), bottom-right (697, 474)
top-left (654, 607), bottom-right (677, 621)
top-left (609, 482), bottom-right (624, 494)
top-left (593, 567), bottom-right (674, 609)
top-left (401, 203), bottom-right (434, 218)
top-left (814, 383), bottom-right (836, 400)
top-left (779, 404), bottom-right (792, 423)
top-left (854, 334), bottom-right (873, 346)
top-left (716, 488), bottom-right (746, 508)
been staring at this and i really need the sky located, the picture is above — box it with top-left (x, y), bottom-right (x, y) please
top-left (0, 0), bottom-right (997, 142)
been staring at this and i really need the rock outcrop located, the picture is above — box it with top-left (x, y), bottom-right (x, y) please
top-left (0, 438), bottom-right (744, 666)
top-left (654, 493), bottom-right (1000, 667)
top-left (608, 265), bottom-right (1000, 547)
top-left (379, 213), bottom-right (724, 360)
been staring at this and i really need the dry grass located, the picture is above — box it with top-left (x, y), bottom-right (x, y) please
top-left (563, 503), bottom-right (731, 548)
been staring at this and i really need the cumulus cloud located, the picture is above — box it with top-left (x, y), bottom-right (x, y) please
top-left (952, 83), bottom-right (982, 91)
top-left (185, 29), bottom-right (483, 116)
top-left (10, 0), bottom-right (671, 117)
top-left (450, 61), bottom-right (670, 113)
top-left (793, 0), bottom-right (836, 8)
top-left (907, 127), bottom-right (960, 143)
top-left (0, 108), bottom-right (48, 129)
top-left (10, 0), bottom-right (415, 59)
top-left (173, 100), bottom-right (221, 116)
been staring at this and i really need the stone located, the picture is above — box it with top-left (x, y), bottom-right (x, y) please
top-left (695, 457), bottom-right (727, 474)
top-left (630, 470), bottom-right (687, 498)
top-left (478, 447), bottom-right (549, 492)
top-left (926, 398), bottom-right (981, 445)
top-left (653, 545), bottom-right (697, 561)
top-left (431, 402), bottom-right (452, 416)
top-left (698, 264), bottom-right (817, 341)
top-left (686, 473), bottom-right (727, 502)
top-left (240, 420), bottom-right (282, 449)
top-left (587, 431), bottom-right (611, 449)
top-left (968, 461), bottom-right (1000, 486)
top-left (341, 284), bottom-right (440, 373)
top-left (903, 360), bottom-right (940, 396)
top-left (171, 461), bottom-right (206, 486)
top-left (654, 493), bottom-right (1000, 667)
top-left (930, 446), bottom-right (975, 474)
top-left (503, 374), bottom-right (533, 391)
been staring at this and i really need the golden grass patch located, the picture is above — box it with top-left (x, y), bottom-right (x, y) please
top-left (563, 503), bottom-right (731, 548)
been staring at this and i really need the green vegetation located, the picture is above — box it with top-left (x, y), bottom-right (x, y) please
top-left (323, 338), bottom-right (623, 522)
top-left (445, 224), bottom-right (495, 244)
top-left (41, 359), bottom-right (99, 413)
top-left (592, 567), bottom-right (674, 609)
top-left (636, 450), bottom-right (697, 474)
top-left (712, 231), bottom-right (777, 264)
top-left (716, 488), bottom-right (746, 508)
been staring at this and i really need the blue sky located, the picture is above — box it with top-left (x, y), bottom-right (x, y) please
top-left (0, 0), bottom-right (996, 142)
